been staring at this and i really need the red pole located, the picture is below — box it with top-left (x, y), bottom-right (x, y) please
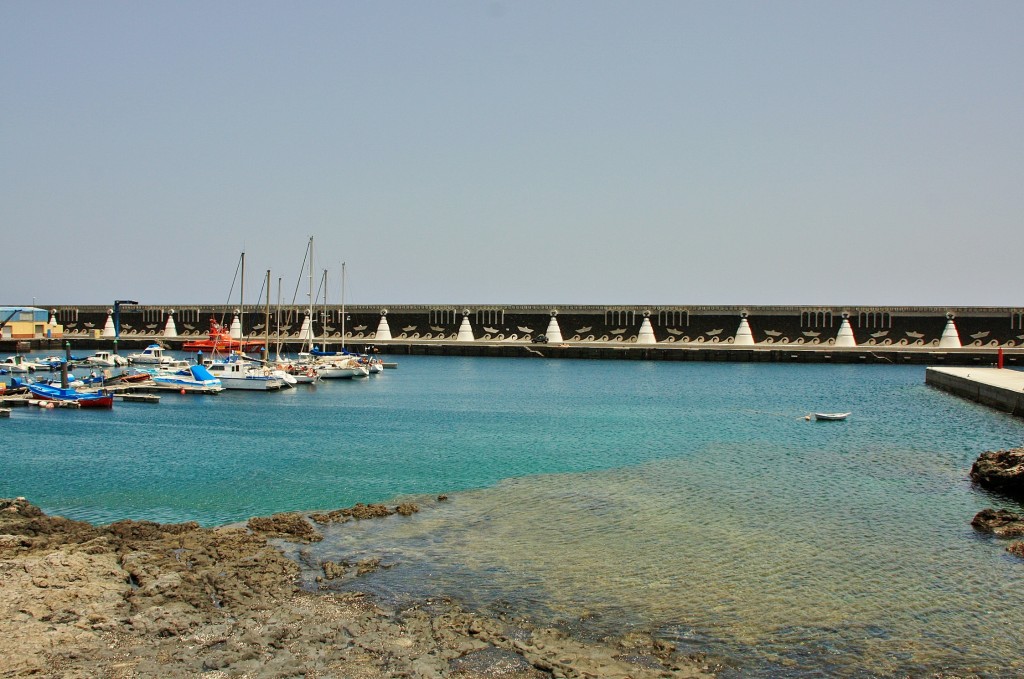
top-left (997, 347), bottom-right (1004, 369)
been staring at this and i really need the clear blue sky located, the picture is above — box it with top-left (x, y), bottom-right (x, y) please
top-left (3, 1), bottom-right (1022, 307)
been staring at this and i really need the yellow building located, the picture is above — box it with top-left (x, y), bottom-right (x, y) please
top-left (0, 307), bottom-right (63, 339)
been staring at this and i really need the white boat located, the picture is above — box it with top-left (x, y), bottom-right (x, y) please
top-left (149, 364), bottom-right (224, 393)
top-left (303, 353), bottom-right (367, 379)
top-left (83, 351), bottom-right (129, 367)
top-left (272, 360), bottom-right (320, 384)
top-left (814, 412), bottom-right (851, 421)
top-left (271, 368), bottom-right (298, 387)
top-left (204, 355), bottom-right (285, 391)
top-left (128, 344), bottom-right (175, 365)
top-left (361, 355), bottom-right (384, 374)
top-left (0, 355), bottom-right (45, 373)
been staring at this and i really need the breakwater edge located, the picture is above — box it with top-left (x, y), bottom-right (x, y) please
top-left (10, 303), bottom-right (1024, 366)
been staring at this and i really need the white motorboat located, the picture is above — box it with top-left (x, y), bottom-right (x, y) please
top-left (0, 355), bottom-right (45, 373)
top-left (150, 364), bottom-right (224, 393)
top-left (82, 351), bottom-right (129, 367)
top-left (128, 344), bottom-right (175, 365)
top-left (204, 355), bottom-right (286, 391)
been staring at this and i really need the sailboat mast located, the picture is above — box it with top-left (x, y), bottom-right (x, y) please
top-left (341, 261), bottom-right (346, 351)
top-left (240, 251), bottom-right (245, 328)
top-left (275, 276), bottom-right (282, 361)
top-left (322, 269), bottom-right (328, 351)
top-left (307, 237), bottom-right (314, 353)
top-left (264, 269), bottom-right (271, 362)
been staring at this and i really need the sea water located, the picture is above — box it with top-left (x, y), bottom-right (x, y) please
top-left (3, 355), bottom-right (1023, 676)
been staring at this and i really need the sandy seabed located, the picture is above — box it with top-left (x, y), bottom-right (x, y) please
top-left (0, 498), bottom-right (715, 678)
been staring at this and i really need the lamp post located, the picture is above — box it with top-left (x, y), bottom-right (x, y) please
top-left (113, 300), bottom-right (138, 339)
top-left (113, 299), bottom-right (138, 353)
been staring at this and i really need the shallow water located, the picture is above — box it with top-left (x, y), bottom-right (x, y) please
top-left (4, 355), bottom-right (1023, 675)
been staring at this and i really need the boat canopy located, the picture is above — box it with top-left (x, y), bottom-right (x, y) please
top-left (189, 364), bottom-right (217, 381)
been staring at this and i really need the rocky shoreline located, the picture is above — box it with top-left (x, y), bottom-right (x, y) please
top-left (0, 498), bottom-right (716, 678)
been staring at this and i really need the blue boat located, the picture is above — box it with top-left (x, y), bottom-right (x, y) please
top-left (27, 382), bottom-right (114, 408)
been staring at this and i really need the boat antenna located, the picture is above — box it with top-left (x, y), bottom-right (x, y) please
top-left (222, 251), bottom-right (244, 328)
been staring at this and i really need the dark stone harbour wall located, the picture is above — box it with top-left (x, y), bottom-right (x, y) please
top-left (15, 303), bottom-right (1024, 366)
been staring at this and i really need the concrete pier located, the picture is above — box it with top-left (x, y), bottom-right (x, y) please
top-left (926, 367), bottom-right (1024, 417)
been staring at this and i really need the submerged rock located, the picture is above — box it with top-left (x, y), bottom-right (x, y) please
top-left (970, 447), bottom-right (1024, 499)
top-left (247, 512), bottom-right (322, 542)
top-left (449, 646), bottom-right (545, 677)
top-left (971, 508), bottom-right (1024, 537)
top-left (311, 501), bottom-right (420, 523)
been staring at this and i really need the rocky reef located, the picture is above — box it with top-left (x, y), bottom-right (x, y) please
top-left (969, 447), bottom-right (1024, 559)
top-left (0, 497), bottom-right (715, 678)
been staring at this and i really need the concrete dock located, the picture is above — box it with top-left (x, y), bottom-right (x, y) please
top-left (926, 367), bottom-right (1024, 417)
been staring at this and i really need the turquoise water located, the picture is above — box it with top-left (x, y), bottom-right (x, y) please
top-left (4, 355), bottom-right (1024, 675)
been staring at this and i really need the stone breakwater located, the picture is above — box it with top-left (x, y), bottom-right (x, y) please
top-left (0, 498), bottom-right (715, 678)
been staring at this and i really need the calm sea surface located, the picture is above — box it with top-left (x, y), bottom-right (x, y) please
top-left (3, 354), bottom-right (1024, 676)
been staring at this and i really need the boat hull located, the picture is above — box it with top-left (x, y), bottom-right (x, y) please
top-left (27, 384), bottom-right (114, 408)
top-left (217, 377), bottom-right (284, 390)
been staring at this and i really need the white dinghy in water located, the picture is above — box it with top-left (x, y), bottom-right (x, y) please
top-left (813, 412), bottom-right (851, 421)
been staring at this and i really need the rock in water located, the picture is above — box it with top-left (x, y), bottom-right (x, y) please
top-left (969, 447), bottom-right (1024, 499)
top-left (971, 508), bottom-right (1024, 537)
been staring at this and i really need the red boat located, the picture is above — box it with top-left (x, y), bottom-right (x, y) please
top-left (182, 317), bottom-right (264, 354)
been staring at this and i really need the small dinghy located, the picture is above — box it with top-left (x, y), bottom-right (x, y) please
top-left (813, 412), bottom-right (851, 421)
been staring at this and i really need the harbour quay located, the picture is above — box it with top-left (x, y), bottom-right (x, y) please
top-left (926, 367), bottom-right (1024, 416)
top-left (7, 303), bottom-right (1024, 366)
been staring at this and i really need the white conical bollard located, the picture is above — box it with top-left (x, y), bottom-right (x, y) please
top-left (163, 310), bottom-right (178, 337)
top-left (834, 315), bottom-right (856, 347)
top-left (229, 312), bottom-right (242, 339)
top-left (939, 315), bottom-right (961, 348)
top-left (457, 313), bottom-right (475, 342)
top-left (375, 311), bottom-right (392, 341)
top-left (545, 313), bottom-right (563, 343)
top-left (298, 313), bottom-right (312, 342)
top-left (636, 315), bottom-right (657, 344)
top-left (733, 315), bottom-right (755, 345)
top-left (102, 310), bottom-right (116, 338)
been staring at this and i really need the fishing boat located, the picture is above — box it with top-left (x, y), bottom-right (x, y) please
top-left (182, 317), bottom-right (264, 354)
top-left (813, 412), bottom-right (851, 421)
top-left (27, 382), bottom-right (114, 408)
